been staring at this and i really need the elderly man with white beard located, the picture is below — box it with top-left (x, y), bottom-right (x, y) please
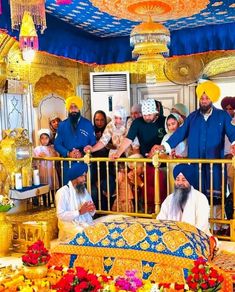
top-left (157, 164), bottom-right (211, 235)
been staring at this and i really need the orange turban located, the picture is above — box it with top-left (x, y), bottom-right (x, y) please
top-left (65, 95), bottom-right (83, 111)
top-left (196, 81), bottom-right (220, 103)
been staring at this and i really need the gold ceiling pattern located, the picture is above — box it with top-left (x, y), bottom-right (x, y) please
top-left (90, 0), bottom-right (210, 21)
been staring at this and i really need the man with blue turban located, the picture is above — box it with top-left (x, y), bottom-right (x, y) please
top-left (56, 163), bottom-right (96, 240)
top-left (157, 164), bottom-right (210, 235)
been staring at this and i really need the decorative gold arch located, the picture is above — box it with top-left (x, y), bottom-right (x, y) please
top-left (33, 72), bottom-right (75, 107)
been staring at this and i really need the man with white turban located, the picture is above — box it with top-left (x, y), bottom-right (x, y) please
top-left (155, 81), bottom-right (235, 205)
top-left (54, 95), bottom-right (96, 184)
top-left (157, 164), bottom-right (210, 235)
top-left (110, 98), bottom-right (167, 213)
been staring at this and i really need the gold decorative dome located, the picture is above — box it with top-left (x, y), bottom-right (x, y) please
top-left (130, 21), bottom-right (170, 36)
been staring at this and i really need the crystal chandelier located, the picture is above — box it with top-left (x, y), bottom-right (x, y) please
top-left (10, 0), bottom-right (46, 33)
top-left (130, 19), bottom-right (170, 62)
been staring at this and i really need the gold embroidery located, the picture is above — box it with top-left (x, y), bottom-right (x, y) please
top-left (84, 223), bottom-right (109, 244)
top-left (149, 264), bottom-right (184, 283)
top-left (116, 239), bottom-right (125, 247)
top-left (110, 258), bottom-right (142, 278)
top-left (142, 264), bottom-right (153, 274)
top-left (104, 257), bottom-right (113, 267)
top-left (176, 222), bottom-right (198, 234)
top-left (76, 237), bottom-right (85, 245)
top-left (101, 239), bottom-right (110, 246)
top-left (156, 243), bottom-right (166, 252)
top-left (145, 225), bottom-right (154, 231)
top-left (149, 234), bottom-right (159, 242)
top-left (162, 231), bottom-right (188, 252)
top-left (140, 241), bottom-right (150, 250)
top-left (111, 231), bottom-right (120, 239)
top-left (183, 246), bottom-right (193, 256)
top-left (122, 223), bottom-right (147, 246)
top-left (74, 255), bottom-right (103, 273)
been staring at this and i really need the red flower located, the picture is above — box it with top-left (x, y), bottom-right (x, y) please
top-left (188, 281), bottom-right (198, 289)
top-left (75, 281), bottom-right (89, 290)
top-left (175, 283), bottom-right (185, 289)
top-left (208, 279), bottom-right (216, 287)
top-left (200, 282), bottom-right (208, 289)
top-left (75, 267), bottom-right (87, 278)
top-left (186, 257), bottom-right (224, 292)
top-left (22, 240), bottom-right (51, 267)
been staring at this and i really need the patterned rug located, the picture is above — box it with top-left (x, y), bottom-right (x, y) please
top-left (212, 251), bottom-right (235, 284)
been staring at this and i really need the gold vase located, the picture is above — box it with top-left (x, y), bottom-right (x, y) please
top-left (23, 265), bottom-right (48, 279)
top-left (0, 212), bottom-right (12, 256)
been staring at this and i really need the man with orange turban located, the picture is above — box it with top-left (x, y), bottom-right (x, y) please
top-left (155, 81), bottom-right (235, 206)
top-left (54, 95), bottom-right (96, 184)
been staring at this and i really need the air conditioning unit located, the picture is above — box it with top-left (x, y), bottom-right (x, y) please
top-left (90, 72), bottom-right (130, 119)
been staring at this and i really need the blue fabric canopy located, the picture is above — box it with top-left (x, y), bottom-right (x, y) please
top-left (0, 0), bottom-right (234, 65)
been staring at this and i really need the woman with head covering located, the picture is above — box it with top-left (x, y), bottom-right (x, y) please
top-left (84, 105), bottom-right (131, 158)
top-left (49, 113), bottom-right (61, 144)
top-left (171, 103), bottom-right (189, 121)
top-left (161, 113), bottom-right (187, 158)
top-left (161, 113), bottom-right (188, 193)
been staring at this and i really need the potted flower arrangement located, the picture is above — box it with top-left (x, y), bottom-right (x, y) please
top-left (186, 257), bottom-right (224, 292)
top-left (22, 240), bottom-right (51, 280)
top-left (0, 194), bottom-right (14, 212)
top-left (0, 194), bottom-right (14, 256)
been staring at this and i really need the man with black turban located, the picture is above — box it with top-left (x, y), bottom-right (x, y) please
top-left (157, 164), bottom-right (210, 235)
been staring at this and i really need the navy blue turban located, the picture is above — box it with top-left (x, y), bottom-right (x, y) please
top-left (67, 163), bottom-right (88, 181)
top-left (173, 164), bottom-right (196, 188)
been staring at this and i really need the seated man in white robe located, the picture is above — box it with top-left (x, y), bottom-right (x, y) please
top-left (157, 163), bottom-right (211, 235)
top-left (56, 163), bottom-right (96, 241)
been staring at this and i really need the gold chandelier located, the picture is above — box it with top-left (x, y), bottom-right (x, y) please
top-left (9, 0), bottom-right (46, 33)
top-left (90, 0), bottom-right (210, 84)
top-left (130, 20), bottom-right (170, 62)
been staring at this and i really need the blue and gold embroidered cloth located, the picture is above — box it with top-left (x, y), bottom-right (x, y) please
top-left (51, 217), bottom-right (213, 283)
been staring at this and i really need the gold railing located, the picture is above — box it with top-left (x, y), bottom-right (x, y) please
top-left (33, 153), bottom-right (235, 241)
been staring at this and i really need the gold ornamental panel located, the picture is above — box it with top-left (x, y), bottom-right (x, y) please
top-left (203, 55), bottom-right (235, 77)
top-left (91, 0), bottom-right (209, 21)
top-left (33, 72), bottom-right (75, 107)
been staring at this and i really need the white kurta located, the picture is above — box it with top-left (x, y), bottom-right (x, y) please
top-left (157, 186), bottom-right (211, 235)
top-left (56, 181), bottom-right (95, 241)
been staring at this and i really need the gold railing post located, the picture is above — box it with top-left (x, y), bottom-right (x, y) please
top-left (84, 151), bottom-right (91, 194)
top-left (232, 156), bottom-right (235, 220)
top-left (152, 152), bottom-right (160, 216)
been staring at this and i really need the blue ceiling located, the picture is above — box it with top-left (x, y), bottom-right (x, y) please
top-left (45, 0), bottom-right (235, 37)
top-left (0, 0), bottom-right (235, 64)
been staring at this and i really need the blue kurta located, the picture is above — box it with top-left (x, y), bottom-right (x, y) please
top-left (54, 116), bottom-right (96, 184)
top-left (167, 107), bottom-right (235, 203)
